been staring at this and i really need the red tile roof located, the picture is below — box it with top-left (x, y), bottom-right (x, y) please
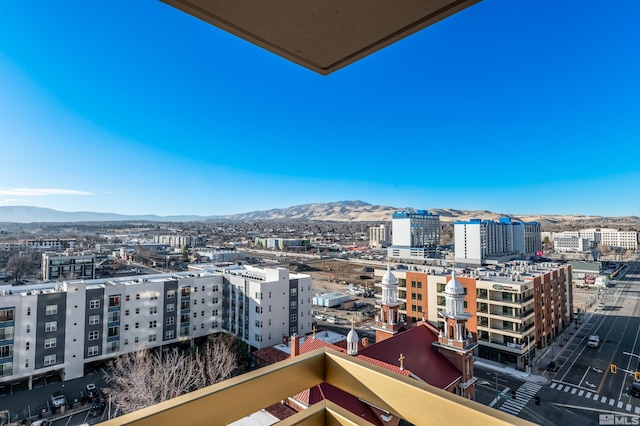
top-left (359, 322), bottom-right (461, 389)
top-left (253, 346), bottom-right (290, 365)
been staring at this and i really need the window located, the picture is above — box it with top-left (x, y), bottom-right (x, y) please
top-left (166, 317), bottom-right (175, 326)
top-left (0, 361), bottom-right (13, 376)
top-left (212, 309), bottom-right (218, 316)
top-left (44, 321), bottom-right (57, 332)
top-left (107, 311), bottom-right (120, 323)
top-left (181, 287), bottom-right (190, 297)
top-left (290, 314), bottom-right (297, 322)
top-left (89, 315), bottom-right (100, 325)
top-left (125, 324), bottom-right (129, 331)
top-left (44, 354), bottom-right (56, 366)
top-left (108, 295), bottom-right (121, 307)
top-left (89, 330), bottom-right (99, 340)
top-left (254, 334), bottom-right (262, 342)
top-left (108, 326), bottom-right (119, 337)
top-left (167, 290), bottom-right (175, 298)
top-left (194, 299), bottom-right (197, 305)
top-left (201, 298), bottom-right (205, 304)
top-left (45, 305), bottom-right (58, 315)
top-left (0, 308), bottom-right (14, 322)
top-left (166, 330), bottom-right (175, 340)
top-left (290, 301), bottom-right (297, 309)
top-left (135, 308), bottom-right (140, 315)
top-left (202, 286), bottom-right (205, 291)
top-left (212, 285), bottom-right (219, 292)
top-left (125, 309), bottom-right (129, 316)
top-left (148, 334), bottom-right (157, 343)
top-left (212, 297), bottom-right (219, 304)
top-left (124, 339), bottom-right (129, 345)
top-left (150, 293), bottom-right (158, 300)
top-left (44, 338), bottom-right (56, 349)
top-left (27, 307), bottom-right (31, 316)
top-left (26, 342), bottom-right (30, 350)
top-left (193, 312), bottom-right (197, 318)
top-left (89, 299), bottom-right (100, 309)
top-left (136, 293), bottom-right (141, 300)
top-left (134, 337), bottom-right (139, 343)
top-left (135, 322), bottom-right (139, 329)
top-left (255, 292), bottom-right (262, 300)
top-left (149, 321), bottom-right (157, 328)
top-left (0, 344), bottom-right (13, 358)
top-left (107, 341), bottom-right (119, 353)
top-left (126, 295), bottom-right (130, 301)
top-left (166, 303), bottom-right (175, 312)
top-left (149, 307), bottom-right (157, 315)
top-left (255, 306), bottom-right (262, 314)
top-left (25, 325), bottom-right (30, 333)
top-left (290, 288), bottom-right (297, 297)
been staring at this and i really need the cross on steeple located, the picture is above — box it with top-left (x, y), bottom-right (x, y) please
top-left (398, 353), bottom-right (405, 370)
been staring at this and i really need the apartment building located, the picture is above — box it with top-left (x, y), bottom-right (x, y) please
top-left (545, 228), bottom-right (638, 251)
top-left (375, 261), bottom-right (572, 370)
top-left (0, 239), bottom-right (76, 252)
top-left (387, 210), bottom-right (440, 261)
top-left (454, 218), bottom-right (542, 266)
top-left (153, 235), bottom-right (207, 248)
top-left (41, 252), bottom-right (96, 281)
top-left (0, 264), bottom-right (312, 385)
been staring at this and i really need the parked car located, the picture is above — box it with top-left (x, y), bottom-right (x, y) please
top-left (597, 302), bottom-right (605, 310)
top-left (89, 400), bottom-right (107, 416)
top-left (30, 420), bottom-right (51, 426)
top-left (86, 383), bottom-right (99, 399)
top-left (50, 391), bottom-right (67, 408)
top-left (547, 361), bottom-right (559, 372)
top-left (588, 335), bottom-right (600, 347)
top-left (631, 381), bottom-right (640, 397)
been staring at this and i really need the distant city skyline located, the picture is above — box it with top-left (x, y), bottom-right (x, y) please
top-left (1, 1), bottom-right (638, 217)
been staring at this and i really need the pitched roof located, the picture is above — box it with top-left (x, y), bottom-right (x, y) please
top-left (253, 346), bottom-right (290, 365)
top-left (359, 322), bottom-right (461, 388)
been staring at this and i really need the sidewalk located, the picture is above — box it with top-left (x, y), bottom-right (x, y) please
top-left (474, 359), bottom-right (549, 385)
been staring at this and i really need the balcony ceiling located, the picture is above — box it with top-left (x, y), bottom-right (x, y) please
top-left (160, 0), bottom-right (481, 75)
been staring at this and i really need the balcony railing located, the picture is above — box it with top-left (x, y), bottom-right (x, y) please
top-left (100, 347), bottom-right (531, 426)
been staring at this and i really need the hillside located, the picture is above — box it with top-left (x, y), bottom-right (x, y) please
top-left (0, 202), bottom-right (638, 231)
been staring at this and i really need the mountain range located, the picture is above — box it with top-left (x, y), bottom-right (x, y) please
top-left (0, 202), bottom-right (638, 228)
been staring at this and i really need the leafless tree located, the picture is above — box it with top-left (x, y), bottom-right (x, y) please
top-left (104, 337), bottom-right (237, 414)
top-left (4, 253), bottom-right (36, 283)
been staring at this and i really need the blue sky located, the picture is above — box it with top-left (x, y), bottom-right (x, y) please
top-left (1, 1), bottom-right (638, 217)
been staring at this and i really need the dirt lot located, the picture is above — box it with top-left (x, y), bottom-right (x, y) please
top-left (290, 259), bottom-right (379, 325)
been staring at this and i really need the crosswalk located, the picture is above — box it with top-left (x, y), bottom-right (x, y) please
top-left (550, 381), bottom-right (640, 414)
top-left (499, 382), bottom-right (542, 416)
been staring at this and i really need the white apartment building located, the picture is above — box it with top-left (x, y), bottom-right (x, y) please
top-left (0, 265), bottom-right (311, 386)
top-left (549, 228), bottom-right (638, 251)
top-left (454, 218), bottom-right (542, 266)
top-left (153, 235), bottom-right (207, 248)
top-left (553, 237), bottom-right (592, 253)
top-left (41, 252), bottom-right (96, 281)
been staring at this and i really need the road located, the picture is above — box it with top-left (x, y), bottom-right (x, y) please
top-left (537, 262), bottom-right (640, 423)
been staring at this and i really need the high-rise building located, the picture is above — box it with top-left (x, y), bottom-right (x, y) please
top-left (454, 218), bottom-right (542, 266)
top-left (387, 210), bottom-right (440, 261)
top-left (368, 224), bottom-right (390, 248)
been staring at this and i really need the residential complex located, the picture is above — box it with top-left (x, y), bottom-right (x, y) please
top-left (375, 261), bottom-right (572, 370)
top-left (543, 228), bottom-right (638, 252)
top-left (153, 235), bottom-right (207, 248)
top-left (0, 264), bottom-right (312, 385)
top-left (387, 210), bottom-right (440, 262)
top-left (454, 218), bottom-right (542, 266)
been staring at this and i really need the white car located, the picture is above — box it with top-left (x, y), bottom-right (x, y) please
top-left (597, 302), bottom-right (604, 310)
top-left (314, 314), bottom-right (326, 320)
top-left (588, 335), bottom-right (600, 347)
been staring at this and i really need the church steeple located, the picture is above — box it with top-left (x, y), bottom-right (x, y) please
top-left (372, 263), bottom-right (402, 342)
top-left (433, 262), bottom-right (478, 400)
